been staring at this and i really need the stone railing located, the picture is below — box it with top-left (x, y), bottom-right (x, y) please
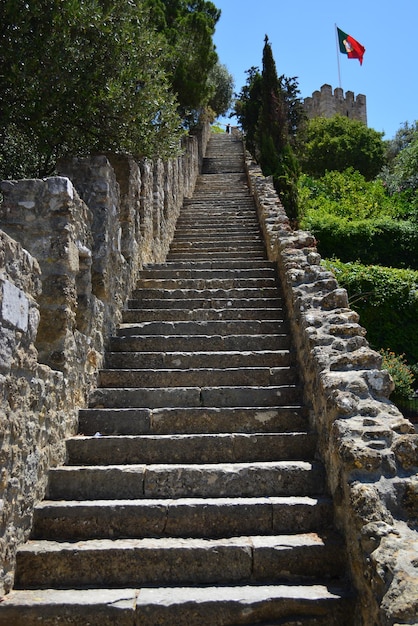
top-left (0, 125), bottom-right (210, 594)
top-left (245, 154), bottom-right (418, 626)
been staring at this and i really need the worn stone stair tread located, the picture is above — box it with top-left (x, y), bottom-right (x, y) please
top-left (77, 406), bottom-right (309, 435)
top-left (65, 431), bottom-right (316, 465)
top-left (128, 298), bottom-right (284, 310)
top-left (15, 533), bottom-right (346, 588)
top-left (0, 584), bottom-right (355, 626)
top-left (130, 287), bottom-right (280, 300)
top-left (46, 460), bottom-right (325, 500)
top-left (32, 495), bottom-right (334, 540)
top-left (104, 350), bottom-right (293, 369)
top-left (143, 260), bottom-right (276, 269)
top-left (139, 270), bottom-right (277, 280)
top-left (97, 366), bottom-right (299, 388)
top-left (109, 335), bottom-right (292, 353)
top-left (89, 384), bottom-right (303, 409)
top-left (116, 320), bottom-right (285, 336)
top-left (166, 254), bottom-right (267, 260)
top-left (135, 279), bottom-right (278, 290)
top-left (122, 308), bottom-right (285, 322)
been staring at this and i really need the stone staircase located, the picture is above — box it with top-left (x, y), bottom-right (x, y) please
top-left (0, 134), bottom-right (355, 624)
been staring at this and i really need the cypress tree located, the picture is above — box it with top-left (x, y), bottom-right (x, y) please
top-left (258, 36), bottom-right (299, 221)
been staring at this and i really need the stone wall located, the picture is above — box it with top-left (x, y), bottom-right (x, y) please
top-left (304, 83), bottom-right (367, 125)
top-left (0, 126), bottom-right (209, 594)
top-left (246, 156), bottom-right (418, 626)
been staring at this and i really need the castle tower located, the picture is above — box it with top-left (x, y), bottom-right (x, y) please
top-left (303, 84), bottom-right (367, 125)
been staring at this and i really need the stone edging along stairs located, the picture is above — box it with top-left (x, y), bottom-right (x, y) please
top-left (0, 134), bottom-right (355, 624)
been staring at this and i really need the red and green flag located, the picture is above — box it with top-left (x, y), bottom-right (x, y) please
top-left (337, 27), bottom-right (365, 65)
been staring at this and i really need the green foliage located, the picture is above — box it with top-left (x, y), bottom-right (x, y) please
top-left (299, 169), bottom-right (401, 221)
top-left (207, 63), bottom-right (235, 119)
top-left (233, 67), bottom-right (263, 158)
top-left (0, 0), bottom-right (226, 179)
top-left (385, 121), bottom-right (418, 163)
top-left (210, 123), bottom-right (225, 134)
top-left (298, 170), bottom-right (418, 268)
top-left (145, 0), bottom-right (221, 126)
top-left (380, 349), bottom-right (415, 401)
top-left (300, 115), bottom-right (385, 180)
top-left (379, 125), bottom-right (418, 221)
top-left (324, 259), bottom-right (418, 365)
top-left (305, 216), bottom-right (418, 269)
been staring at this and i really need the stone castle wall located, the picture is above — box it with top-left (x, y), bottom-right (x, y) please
top-left (246, 156), bottom-right (418, 626)
top-left (304, 83), bottom-right (367, 125)
top-left (0, 125), bottom-right (210, 594)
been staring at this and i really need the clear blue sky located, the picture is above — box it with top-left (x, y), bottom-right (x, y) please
top-left (213, 0), bottom-right (417, 140)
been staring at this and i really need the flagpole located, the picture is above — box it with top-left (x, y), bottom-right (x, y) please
top-left (335, 23), bottom-right (342, 89)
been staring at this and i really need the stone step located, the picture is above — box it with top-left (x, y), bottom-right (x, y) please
top-left (116, 320), bottom-right (286, 337)
top-left (171, 234), bottom-right (263, 243)
top-left (130, 287), bottom-right (280, 300)
top-left (166, 252), bottom-right (267, 260)
top-left (128, 297), bottom-right (283, 310)
top-left (0, 584), bottom-right (355, 626)
top-left (171, 231), bottom-right (261, 239)
top-left (122, 307), bottom-right (285, 322)
top-left (89, 384), bottom-right (302, 409)
top-left (78, 406), bottom-right (309, 436)
top-left (140, 266), bottom-right (276, 278)
top-left (14, 533), bottom-right (346, 589)
top-left (180, 203), bottom-right (259, 213)
top-left (134, 277), bottom-right (278, 290)
top-left (143, 259), bottom-right (275, 270)
top-left (170, 234), bottom-right (262, 243)
top-left (65, 432), bottom-right (315, 466)
top-left (109, 334), bottom-right (292, 352)
top-left (45, 461), bottom-right (325, 500)
top-left (32, 495), bottom-right (333, 540)
top-left (174, 214), bottom-right (258, 222)
top-left (97, 366), bottom-right (298, 389)
top-left (182, 202), bottom-right (255, 209)
top-left (170, 237), bottom-right (265, 254)
top-left (104, 349), bottom-right (293, 369)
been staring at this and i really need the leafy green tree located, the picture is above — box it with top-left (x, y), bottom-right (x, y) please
top-left (144, 0), bottom-right (221, 125)
top-left (207, 62), bottom-right (234, 119)
top-left (385, 121), bottom-right (418, 163)
top-left (0, 0), bottom-right (184, 179)
top-left (300, 115), bottom-right (385, 180)
top-left (380, 127), bottom-right (418, 220)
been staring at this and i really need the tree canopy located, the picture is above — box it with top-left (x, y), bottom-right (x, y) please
top-left (299, 115), bottom-right (385, 180)
top-left (144, 0), bottom-right (222, 125)
top-left (0, 0), bottom-right (230, 179)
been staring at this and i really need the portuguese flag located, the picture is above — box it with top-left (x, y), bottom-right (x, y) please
top-left (337, 27), bottom-right (365, 65)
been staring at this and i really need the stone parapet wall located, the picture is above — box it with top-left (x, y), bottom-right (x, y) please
top-left (246, 156), bottom-right (418, 626)
top-left (0, 231), bottom-right (75, 594)
top-left (0, 126), bottom-right (209, 594)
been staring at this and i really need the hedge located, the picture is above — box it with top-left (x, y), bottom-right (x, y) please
top-left (324, 259), bottom-right (418, 365)
top-left (308, 217), bottom-right (418, 270)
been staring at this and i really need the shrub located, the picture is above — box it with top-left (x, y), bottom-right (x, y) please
top-left (324, 259), bottom-right (418, 364)
top-left (380, 349), bottom-right (415, 401)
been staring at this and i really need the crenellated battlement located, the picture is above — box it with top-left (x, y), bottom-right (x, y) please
top-left (304, 83), bottom-right (367, 125)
